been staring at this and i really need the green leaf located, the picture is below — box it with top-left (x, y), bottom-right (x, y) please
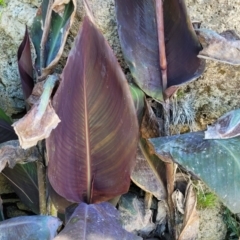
top-left (149, 132), bottom-right (240, 213)
top-left (30, 0), bottom-right (76, 76)
top-left (0, 215), bottom-right (61, 239)
top-left (0, 108), bottom-right (11, 123)
top-left (129, 83), bottom-right (145, 123)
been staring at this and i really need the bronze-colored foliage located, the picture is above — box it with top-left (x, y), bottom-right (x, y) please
top-left (47, 17), bottom-right (139, 204)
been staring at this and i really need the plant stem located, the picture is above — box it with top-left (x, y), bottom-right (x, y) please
top-left (155, 0), bottom-right (167, 92)
top-left (156, 1), bottom-right (176, 237)
top-left (37, 142), bottom-right (47, 215)
top-left (37, 160), bottom-right (47, 215)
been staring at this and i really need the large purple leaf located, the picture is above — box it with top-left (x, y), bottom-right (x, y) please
top-left (0, 215), bottom-right (61, 240)
top-left (54, 202), bottom-right (141, 240)
top-left (47, 17), bottom-right (139, 204)
top-left (115, 0), bottom-right (205, 101)
top-left (17, 27), bottom-right (34, 100)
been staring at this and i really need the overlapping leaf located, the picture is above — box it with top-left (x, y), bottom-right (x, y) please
top-left (149, 132), bottom-right (240, 213)
top-left (30, 0), bottom-right (76, 76)
top-left (0, 215), bottom-right (61, 240)
top-left (115, 0), bottom-right (205, 101)
top-left (17, 27), bottom-right (34, 100)
top-left (131, 141), bottom-right (166, 200)
top-left (3, 162), bottom-right (39, 214)
top-left (47, 17), bottom-right (139, 203)
top-left (54, 202), bottom-right (141, 240)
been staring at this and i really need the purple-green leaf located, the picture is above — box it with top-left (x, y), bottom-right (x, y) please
top-left (3, 162), bottom-right (39, 214)
top-left (115, 0), bottom-right (205, 101)
top-left (54, 202), bottom-right (141, 240)
top-left (17, 27), bottom-right (34, 100)
top-left (0, 215), bottom-right (61, 240)
top-left (30, 0), bottom-right (76, 77)
top-left (0, 120), bottom-right (18, 144)
top-left (47, 17), bottom-right (139, 204)
top-left (149, 132), bottom-right (240, 213)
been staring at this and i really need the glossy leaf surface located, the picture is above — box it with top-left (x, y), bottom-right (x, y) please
top-left (17, 27), bottom-right (34, 100)
top-left (30, 0), bottom-right (76, 76)
top-left (115, 0), bottom-right (205, 101)
top-left (0, 215), bottom-right (61, 240)
top-left (47, 17), bottom-right (139, 203)
top-left (54, 202), bottom-right (141, 240)
top-left (3, 162), bottom-right (39, 214)
top-left (149, 132), bottom-right (240, 213)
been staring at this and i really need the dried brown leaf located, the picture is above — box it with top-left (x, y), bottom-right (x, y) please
top-left (52, 0), bottom-right (71, 13)
top-left (205, 109), bottom-right (240, 139)
top-left (13, 76), bottom-right (60, 149)
top-left (13, 103), bottom-right (60, 149)
top-left (0, 140), bottom-right (40, 172)
top-left (197, 28), bottom-right (240, 65)
top-left (178, 184), bottom-right (199, 240)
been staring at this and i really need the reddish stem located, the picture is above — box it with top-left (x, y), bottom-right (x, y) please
top-left (155, 0), bottom-right (167, 92)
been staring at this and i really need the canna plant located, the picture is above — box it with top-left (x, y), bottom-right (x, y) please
top-left (0, 0), bottom-right (240, 239)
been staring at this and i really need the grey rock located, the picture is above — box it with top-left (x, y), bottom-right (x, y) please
top-left (0, 0), bottom-right (40, 116)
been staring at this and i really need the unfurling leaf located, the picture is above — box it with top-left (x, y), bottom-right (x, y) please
top-left (0, 215), bottom-right (61, 240)
top-left (178, 185), bottom-right (199, 240)
top-left (197, 28), bottom-right (240, 65)
top-left (115, 0), bottom-right (205, 101)
top-left (0, 140), bottom-right (39, 172)
top-left (149, 132), bottom-right (240, 213)
top-left (54, 202), bottom-right (141, 240)
top-left (3, 162), bottom-right (39, 214)
top-left (30, 0), bottom-right (76, 77)
top-left (205, 109), bottom-right (240, 139)
top-left (47, 17), bottom-right (139, 204)
top-left (13, 75), bottom-right (60, 149)
top-left (17, 27), bottom-right (34, 100)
